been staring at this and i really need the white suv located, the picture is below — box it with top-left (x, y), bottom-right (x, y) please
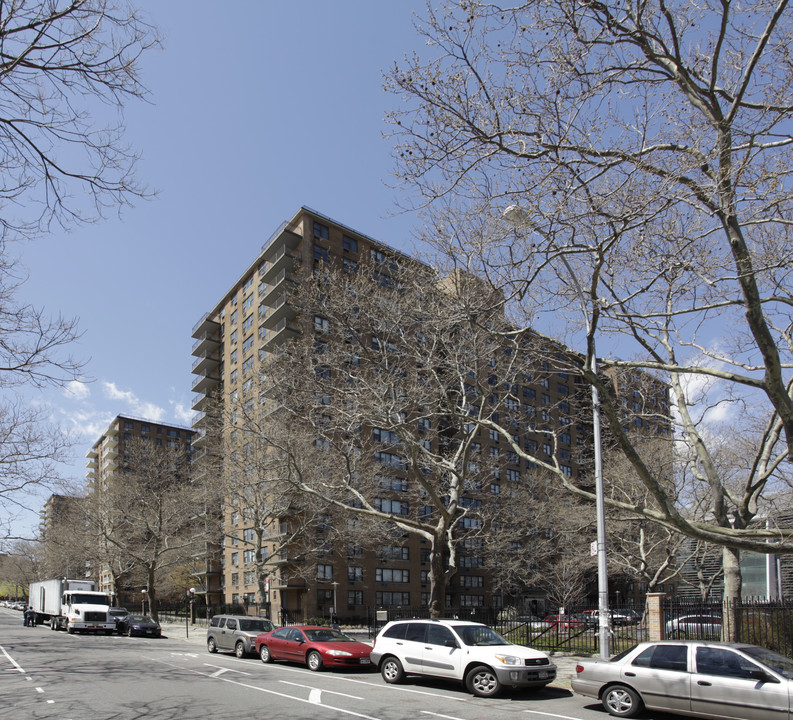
top-left (370, 618), bottom-right (556, 697)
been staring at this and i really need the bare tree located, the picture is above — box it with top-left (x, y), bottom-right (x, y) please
top-left (0, 1), bottom-right (158, 542)
top-left (218, 402), bottom-right (339, 613)
top-left (88, 438), bottom-right (206, 620)
top-left (386, 1), bottom-right (793, 613)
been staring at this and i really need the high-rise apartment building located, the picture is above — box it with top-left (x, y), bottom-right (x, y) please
top-left (85, 415), bottom-right (205, 601)
top-left (191, 207), bottom-right (671, 621)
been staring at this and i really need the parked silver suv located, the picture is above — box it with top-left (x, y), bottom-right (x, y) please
top-left (207, 615), bottom-right (275, 657)
top-left (370, 618), bottom-right (555, 697)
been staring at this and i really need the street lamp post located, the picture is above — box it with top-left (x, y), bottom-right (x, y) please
top-left (503, 205), bottom-right (611, 658)
top-left (186, 587), bottom-right (195, 638)
top-left (331, 581), bottom-right (339, 627)
top-left (141, 589), bottom-right (147, 615)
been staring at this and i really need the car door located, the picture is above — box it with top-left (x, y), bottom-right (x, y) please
top-left (399, 622), bottom-right (427, 673)
top-left (421, 624), bottom-right (463, 679)
top-left (266, 627), bottom-right (294, 661)
top-left (624, 643), bottom-right (692, 715)
top-left (219, 618), bottom-right (237, 651)
top-left (692, 646), bottom-right (789, 720)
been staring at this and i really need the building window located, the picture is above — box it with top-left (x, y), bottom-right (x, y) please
top-left (348, 591), bottom-right (363, 607)
top-left (343, 235), bottom-right (358, 252)
top-left (376, 591), bottom-right (410, 606)
top-left (317, 564), bottom-right (333, 581)
top-left (231, 552), bottom-right (239, 566)
top-left (348, 566), bottom-right (363, 582)
top-left (243, 550), bottom-right (255, 563)
top-left (460, 575), bottom-right (484, 588)
top-left (317, 589), bottom-right (334, 606)
top-left (375, 498), bottom-right (409, 515)
top-left (460, 594), bottom-right (484, 607)
top-left (314, 315), bottom-right (330, 333)
top-left (343, 258), bottom-right (358, 274)
top-left (242, 314), bottom-right (253, 333)
top-left (124, 421), bottom-right (134, 430)
top-left (242, 335), bottom-right (254, 354)
top-left (376, 545), bottom-right (409, 561)
top-left (314, 245), bottom-right (330, 263)
top-left (376, 568), bottom-right (409, 583)
top-left (313, 221), bottom-right (329, 240)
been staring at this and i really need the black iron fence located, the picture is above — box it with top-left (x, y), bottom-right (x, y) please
top-left (366, 598), bottom-right (793, 658)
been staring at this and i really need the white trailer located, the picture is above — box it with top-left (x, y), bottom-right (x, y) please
top-left (29, 578), bottom-right (116, 633)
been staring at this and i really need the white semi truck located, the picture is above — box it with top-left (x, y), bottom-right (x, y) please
top-left (29, 578), bottom-right (116, 634)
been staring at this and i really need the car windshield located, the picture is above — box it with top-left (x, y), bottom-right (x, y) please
top-left (239, 619), bottom-right (273, 632)
top-left (304, 628), bottom-right (354, 642)
top-left (742, 645), bottom-right (793, 679)
top-left (129, 615), bottom-right (154, 623)
top-left (453, 625), bottom-right (509, 646)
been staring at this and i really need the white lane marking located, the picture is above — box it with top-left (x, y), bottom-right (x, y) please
top-left (309, 688), bottom-right (322, 704)
top-left (35, 687), bottom-right (44, 693)
top-left (420, 713), bottom-right (467, 720)
top-left (280, 681), bottom-right (363, 700)
top-left (341, 676), bottom-right (468, 701)
top-left (46, 700), bottom-right (54, 704)
top-left (151, 658), bottom-right (381, 720)
top-left (0, 645), bottom-right (25, 673)
top-left (524, 710), bottom-right (588, 720)
top-left (203, 663), bottom-right (250, 676)
top-left (170, 652), bottom-right (198, 658)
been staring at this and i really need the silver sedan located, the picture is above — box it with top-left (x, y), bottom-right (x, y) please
top-left (572, 639), bottom-right (793, 719)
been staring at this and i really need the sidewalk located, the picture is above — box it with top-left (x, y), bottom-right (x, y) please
top-left (159, 622), bottom-right (585, 689)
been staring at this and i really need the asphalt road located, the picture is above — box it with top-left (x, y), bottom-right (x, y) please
top-left (0, 608), bottom-right (683, 720)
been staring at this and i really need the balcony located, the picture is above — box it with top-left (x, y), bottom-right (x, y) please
top-left (262, 318), bottom-right (301, 351)
top-left (191, 350), bottom-right (220, 376)
top-left (261, 270), bottom-right (297, 305)
top-left (259, 247), bottom-right (301, 284)
top-left (192, 372), bottom-right (220, 395)
top-left (192, 331), bottom-right (221, 355)
top-left (192, 312), bottom-right (220, 339)
top-left (262, 294), bottom-right (297, 330)
top-left (260, 224), bottom-right (302, 264)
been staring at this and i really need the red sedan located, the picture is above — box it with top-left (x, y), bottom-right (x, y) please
top-left (255, 625), bottom-right (372, 671)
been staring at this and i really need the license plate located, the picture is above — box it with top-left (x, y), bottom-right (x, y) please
top-left (537, 671), bottom-right (548, 679)
top-left (360, 658), bottom-right (371, 664)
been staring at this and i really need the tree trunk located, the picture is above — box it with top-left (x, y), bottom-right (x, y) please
top-left (722, 547), bottom-right (742, 642)
top-left (427, 539), bottom-right (446, 618)
top-left (147, 568), bottom-right (158, 622)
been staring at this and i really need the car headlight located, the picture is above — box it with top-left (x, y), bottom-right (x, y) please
top-left (325, 649), bottom-right (352, 657)
top-left (494, 654), bottom-right (522, 666)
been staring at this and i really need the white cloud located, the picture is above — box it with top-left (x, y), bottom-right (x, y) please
top-left (102, 382), bottom-right (166, 422)
top-left (63, 380), bottom-right (90, 401)
top-left (172, 402), bottom-right (194, 425)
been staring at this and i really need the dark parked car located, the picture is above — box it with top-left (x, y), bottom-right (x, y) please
top-left (572, 639), bottom-right (793, 719)
top-left (108, 607), bottom-right (129, 631)
top-left (256, 625), bottom-right (372, 671)
top-left (117, 614), bottom-right (161, 637)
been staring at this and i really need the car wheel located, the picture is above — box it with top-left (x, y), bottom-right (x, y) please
top-left (207, 637), bottom-right (218, 654)
top-left (259, 645), bottom-right (272, 663)
top-left (307, 650), bottom-right (323, 672)
top-left (602, 684), bottom-right (643, 718)
top-left (235, 641), bottom-right (246, 658)
top-left (127, 627), bottom-right (133, 637)
top-left (466, 665), bottom-right (502, 698)
top-left (380, 656), bottom-right (404, 684)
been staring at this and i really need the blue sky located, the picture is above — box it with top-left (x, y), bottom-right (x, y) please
top-left (14, 1), bottom-right (429, 535)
